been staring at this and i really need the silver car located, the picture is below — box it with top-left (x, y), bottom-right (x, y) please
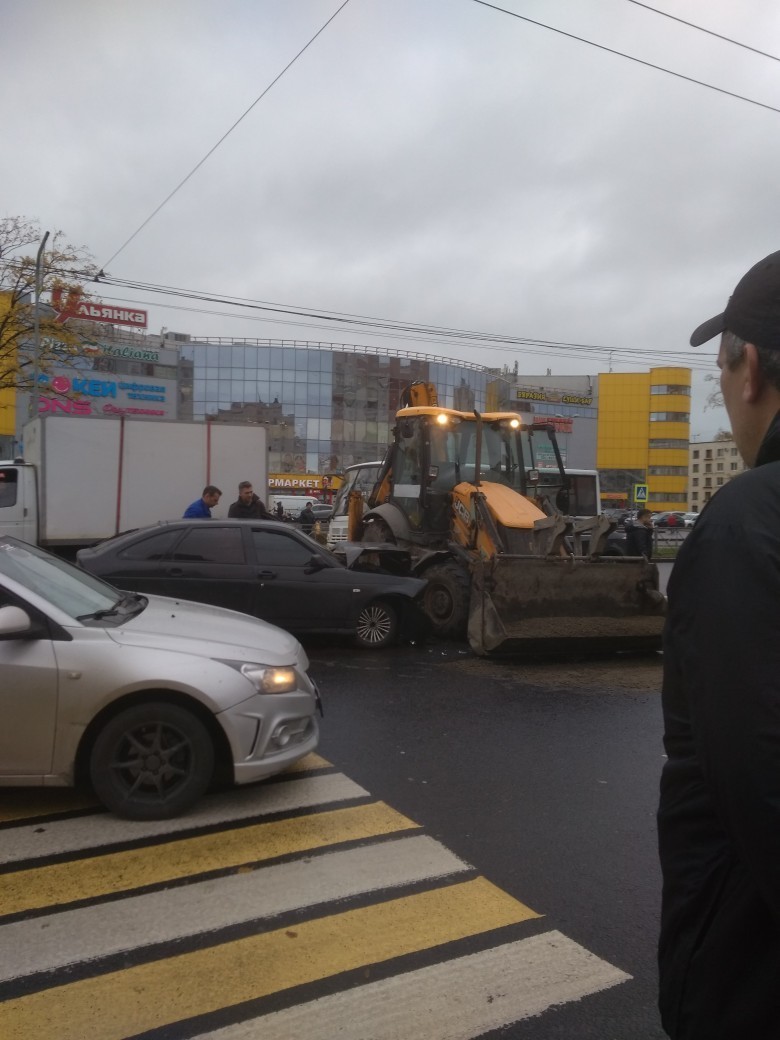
top-left (0, 536), bottom-right (321, 820)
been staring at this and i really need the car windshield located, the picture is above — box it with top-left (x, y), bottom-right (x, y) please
top-left (0, 539), bottom-right (120, 619)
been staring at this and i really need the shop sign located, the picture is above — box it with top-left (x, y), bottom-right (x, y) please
top-left (516, 388), bottom-right (593, 407)
top-left (269, 474), bottom-right (331, 491)
top-left (51, 287), bottom-right (148, 329)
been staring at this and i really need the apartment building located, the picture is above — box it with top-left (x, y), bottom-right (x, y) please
top-left (689, 435), bottom-right (745, 511)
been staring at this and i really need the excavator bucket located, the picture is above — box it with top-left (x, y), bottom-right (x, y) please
top-left (467, 554), bottom-right (666, 657)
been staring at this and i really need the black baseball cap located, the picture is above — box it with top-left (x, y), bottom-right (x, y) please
top-left (690, 250), bottom-right (780, 349)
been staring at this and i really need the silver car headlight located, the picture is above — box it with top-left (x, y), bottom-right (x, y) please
top-left (220, 661), bottom-right (299, 694)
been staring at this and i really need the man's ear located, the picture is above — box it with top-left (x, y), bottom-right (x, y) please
top-left (743, 342), bottom-right (764, 403)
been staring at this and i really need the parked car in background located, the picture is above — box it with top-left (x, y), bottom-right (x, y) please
top-left (653, 511), bottom-right (686, 528)
top-left (681, 512), bottom-right (700, 527)
top-left (77, 520), bottom-right (428, 650)
top-left (0, 536), bottom-right (321, 820)
top-left (309, 503), bottom-right (334, 522)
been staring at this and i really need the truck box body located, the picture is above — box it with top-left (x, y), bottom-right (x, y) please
top-left (0, 416), bottom-right (267, 548)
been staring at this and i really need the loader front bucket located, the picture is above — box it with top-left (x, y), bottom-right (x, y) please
top-left (467, 554), bottom-right (666, 657)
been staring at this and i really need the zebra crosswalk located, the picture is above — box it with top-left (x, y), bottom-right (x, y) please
top-left (0, 754), bottom-right (629, 1039)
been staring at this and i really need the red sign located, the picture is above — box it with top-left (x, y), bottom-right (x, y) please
top-left (51, 286), bottom-right (148, 329)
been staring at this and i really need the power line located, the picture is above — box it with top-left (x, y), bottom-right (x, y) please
top-left (100, 0), bottom-right (352, 273)
top-left (92, 273), bottom-right (713, 369)
top-left (3, 255), bottom-right (714, 368)
top-left (625, 1), bottom-right (780, 64)
top-left (471, 0), bottom-right (780, 116)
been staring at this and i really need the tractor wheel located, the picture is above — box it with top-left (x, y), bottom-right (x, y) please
top-left (421, 562), bottom-right (471, 639)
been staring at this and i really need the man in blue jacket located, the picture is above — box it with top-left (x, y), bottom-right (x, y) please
top-left (658, 251), bottom-right (780, 1039)
top-left (183, 485), bottom-right (221, 518)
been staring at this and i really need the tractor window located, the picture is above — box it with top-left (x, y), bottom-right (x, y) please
top-left (478, 424), bottom-right (527, 492)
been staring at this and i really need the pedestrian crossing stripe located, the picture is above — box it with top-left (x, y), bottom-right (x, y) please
top-left (0, 766), bottom-right (630, 1040)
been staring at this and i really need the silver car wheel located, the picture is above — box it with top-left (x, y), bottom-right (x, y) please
top-left (355, 600), bottom-right (398, 649)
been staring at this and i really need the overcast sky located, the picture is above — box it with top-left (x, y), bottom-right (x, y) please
top-left (6, 0), bottom-right (780, 436)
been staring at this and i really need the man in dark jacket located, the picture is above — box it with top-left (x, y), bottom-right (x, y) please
top-left (297, 502), bottom-right (316, 534)
top-left (227, 481), bottom-right (273, 520)
top-left (658, 250), bottom-right (780, 1039)
top-left (624, 508), bottom-right (653, 557)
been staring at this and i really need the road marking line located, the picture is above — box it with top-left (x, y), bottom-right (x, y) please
top-left (0, 772), bottom-right (367, 865)
top-left (0, 791), bottom-right (99, 823)
top-left (0, 802), bottom-right (417, 915)
top-left (193, 930), bottom-right (631, 1040)
top-left (0, 878), bottom-right (539, 1040)
top-left (0, 835), bottom-right (470, 984)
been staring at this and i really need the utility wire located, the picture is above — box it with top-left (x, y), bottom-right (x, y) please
top-left (92, 272), bottom-right (712, 368)
top-left (471, 0), bottom-right (780, 116)
top-left (5, 256), bottom-right (711, 367)
top-left (4, 255), bottom-right (714, 367)
top-left (625, 0), bottom-right (780, 64)
top-left (100, 0), bottom-right (352, 272)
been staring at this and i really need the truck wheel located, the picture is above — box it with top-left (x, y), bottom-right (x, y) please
top-left (421, 562), bottom-right (470, 639)
top-left (355, 599), bottom-right (398, 649)
top-left (89, 702), bottom-right (215, 820)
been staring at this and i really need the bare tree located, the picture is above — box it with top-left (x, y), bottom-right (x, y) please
top-left (703, 371), bottom-right (723, 412)
top-left (0, 216), bottom-right (98, 394)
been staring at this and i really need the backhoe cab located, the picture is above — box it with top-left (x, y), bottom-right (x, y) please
top-left (351, 382), bottom-right (665, 657)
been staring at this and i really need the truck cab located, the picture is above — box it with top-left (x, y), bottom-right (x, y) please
top-left (0, 463), bottom-right (37, 544)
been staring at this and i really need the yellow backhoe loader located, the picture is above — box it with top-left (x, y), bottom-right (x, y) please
top-left (347, 381), bottom-right (665, 656)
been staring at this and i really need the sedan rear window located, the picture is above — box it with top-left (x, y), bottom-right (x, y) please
top-left (172, 528), bottom-right (246, 564)
top-left (118, 529), bottom-right (181, 561)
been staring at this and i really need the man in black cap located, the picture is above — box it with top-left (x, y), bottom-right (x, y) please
top-left (658, 251), bottom-right (780, 1040)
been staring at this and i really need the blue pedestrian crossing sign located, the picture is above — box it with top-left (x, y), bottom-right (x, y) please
top-left (633, 484), bottom-right (648, 503)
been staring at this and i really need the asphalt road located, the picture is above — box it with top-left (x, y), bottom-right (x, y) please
top-left (309, 635), bottom-right (667, 1040)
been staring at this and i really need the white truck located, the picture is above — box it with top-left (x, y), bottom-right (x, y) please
top-left (0, 415), bottom-right (268, 554)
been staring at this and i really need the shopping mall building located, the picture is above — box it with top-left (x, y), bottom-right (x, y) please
top-left (2, 329), bottom-right (691, 511)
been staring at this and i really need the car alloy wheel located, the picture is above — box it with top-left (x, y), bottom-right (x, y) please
top-left (89, 701), bottom-right (215, 820)
top-left (355, 599), bottom-right (398, 649)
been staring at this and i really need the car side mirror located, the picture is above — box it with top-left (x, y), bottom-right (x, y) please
top-left (304, 554), bottom-right (328, 574)
top-left (0, 604), bottom-right (35, 639)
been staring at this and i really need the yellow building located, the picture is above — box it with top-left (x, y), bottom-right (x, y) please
top-left (597, 367), bottom-right (691, 512)
top-left (0, 292), bottom-right (17, 454)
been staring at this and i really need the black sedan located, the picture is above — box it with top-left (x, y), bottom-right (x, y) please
top-left (77, 520), bottom-right (428, 649)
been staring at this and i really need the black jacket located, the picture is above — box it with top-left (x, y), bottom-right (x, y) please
top-left (227, 494), bottom-right (272, 520)
top-left (658, 412), bottom-right (780, 1039)
top-left (625, 520), bottom-right (653, 558)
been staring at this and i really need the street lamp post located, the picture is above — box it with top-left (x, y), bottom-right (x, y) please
top-left (29, 230), bottom-right (50, 420)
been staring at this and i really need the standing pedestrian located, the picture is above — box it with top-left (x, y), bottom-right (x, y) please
top-left (227, 481), bottom-right (272, 519)
top-left (297, 502), bottom-right (316, 534)
top-left (658, 250), bottom-right (780, 1039)
top-left (183, 485), bottom-right (221, 518)
top-left (624, 508), bottom-right (653, 557)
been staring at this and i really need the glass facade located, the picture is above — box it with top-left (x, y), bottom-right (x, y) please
top-left (180, 340), bottom-right (488, 475)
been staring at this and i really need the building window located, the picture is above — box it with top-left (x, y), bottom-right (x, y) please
top-left (693, 478), bottom-right (698, 487)
top-left (649, 466), bottom-right (688, 476)
top-left (693, 450), bottom-right (699, 459)
top-left (731, 462), bottom-right (739, 471)
top-left (692, 463), bottom-right (698, 473)
top-left (650, 439), bottom-right (688, 449)
top-left (651, 384), bottom-right (692, 396)
top-left (650, 412), bottom-right (691, 422)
